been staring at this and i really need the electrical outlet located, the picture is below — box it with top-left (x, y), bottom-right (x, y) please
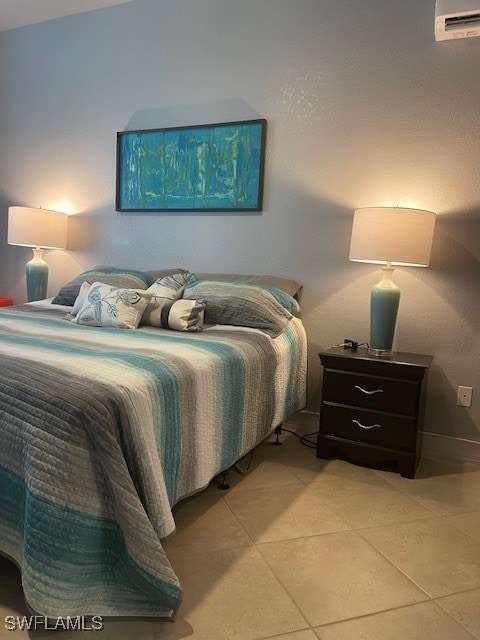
top-left (457, 386), bottom-right (473, 407)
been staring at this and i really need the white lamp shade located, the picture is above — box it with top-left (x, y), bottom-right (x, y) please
top-left (349, 207), bottom-right (436, 267)
top-left (8, 206), bottom-right (68, 250)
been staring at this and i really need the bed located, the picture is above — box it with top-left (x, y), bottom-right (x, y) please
top-left (0, 271), bottom-right (307, 620)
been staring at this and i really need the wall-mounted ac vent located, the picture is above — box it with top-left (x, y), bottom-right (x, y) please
top-left (435, 0), bottom-right (480, 40)
top-left (445, 12), bottom-right (480, 28)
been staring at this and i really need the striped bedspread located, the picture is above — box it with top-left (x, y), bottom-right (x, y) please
top-left (0, 304), bottom-right (307, 619)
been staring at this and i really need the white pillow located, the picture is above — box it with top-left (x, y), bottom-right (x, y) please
top-left (73, 282), bottom-right (152, 329)
top-left (71, 281), bottom-right (92, 315)
top-left (142, 298), bottom-right (205, 331)
top-left (146, 272), bottom-right (190, 300)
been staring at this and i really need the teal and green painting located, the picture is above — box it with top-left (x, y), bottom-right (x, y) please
top-left (116, 119), bottom-right (266, 211)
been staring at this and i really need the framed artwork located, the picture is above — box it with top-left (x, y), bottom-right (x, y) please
top-left (116, 119), bottom-right (266, 212)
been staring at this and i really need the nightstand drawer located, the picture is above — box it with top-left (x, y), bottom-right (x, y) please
top-left (323, 370), bottom-right (419, 416)
top-left (321, 403), bottom-right (417, 451)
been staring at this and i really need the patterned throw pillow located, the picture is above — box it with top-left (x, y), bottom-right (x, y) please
top-left (52, 267), bottom-right (154, 306)
top-left (146, 272), bottom-right (190, 300)
top-left (183, 276), bottom-right (293, 338)
top-left (142, 298), bottom-right (205, 331)
top-left (72, 282), bottom-right (152, 329)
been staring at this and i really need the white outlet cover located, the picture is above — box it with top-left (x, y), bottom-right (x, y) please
top-left (457, 386), bottom-right (473, 407)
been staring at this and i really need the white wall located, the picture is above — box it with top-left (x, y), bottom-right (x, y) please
top-left (0, 0), bottom-right (479, 447)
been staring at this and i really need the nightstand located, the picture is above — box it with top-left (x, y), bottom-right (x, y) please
top-left (316, 347), bottom-right (433, 478)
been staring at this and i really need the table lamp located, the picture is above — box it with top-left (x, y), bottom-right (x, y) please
top-left (349, 207), bottom-right (436, 356)
top-left (8, 206), bottom-right (68, 302)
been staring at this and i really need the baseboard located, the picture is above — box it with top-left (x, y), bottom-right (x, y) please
top-left (422, 431), bottom-right (480, 466)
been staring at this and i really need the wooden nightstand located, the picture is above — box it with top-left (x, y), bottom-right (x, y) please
top-left (316, 347), bottom-right (433, 478)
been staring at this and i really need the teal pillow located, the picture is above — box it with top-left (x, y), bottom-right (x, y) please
top-left (253, 284), bottom-right (300, 314)
top-left (52, 267), bottom-right (154, 306)
top-left (183, 276), bottom-right (293, 337)
top-left (191, 276), bottom-right (300, 313)
top-left (91, 267), bottom-right (155, 286)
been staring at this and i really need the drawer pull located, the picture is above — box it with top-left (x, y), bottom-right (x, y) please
top-left (354, 385), bottom-right (384, 396)
top-left (352, 419), bottom-right (381, 430)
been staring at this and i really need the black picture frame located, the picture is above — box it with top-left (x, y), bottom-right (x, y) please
top-left (116, 119), bottom-right (266, 212)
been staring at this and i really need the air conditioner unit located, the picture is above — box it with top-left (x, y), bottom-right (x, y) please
top-left (435, 0), bottom-right (480, 40)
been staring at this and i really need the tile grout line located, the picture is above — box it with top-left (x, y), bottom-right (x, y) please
top-left (370, 462), bottom-right (480, 517)
top-left (251, 543), bottom-right (312, 633)
top-left (357, 519), bottom-right (480, 602)
top-left (311, 599), bottom-right (449, 628)
top-left (311, 599), bottom-right (477, 639)
top-left (434, 593), bottom-right (479, 640)
top-left (219, 494), bottom-right (256, 546)
top-left (253, 529), bottom-right (432, 630)
top-left (220, 493), bottom-right (315, 631)
top-left (296, 474), bottom-right (441, 532)
top-left (220, 488), bottom-right (330, 633)
top-left (253, 541), bottom-right (321, 630)
top-left (369, 467), bottom-right (448, 516)
top-left (440, 511), bottom-right (480, 545)
top-left (255, 628), bottom-right (316, 640)
top-left (255, 539), bottom-right (448, 633)
top-left (171, 431), bottom-right (480, 636)
top-left (353, 527), bottom-right (433, 601)
top-left (351, 513), bottom-right (440, 533)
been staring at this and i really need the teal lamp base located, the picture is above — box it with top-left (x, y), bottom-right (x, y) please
top-left (26, 247), bottom-right (49, 302)
top-left (369, 265), bottom-right (400, 356)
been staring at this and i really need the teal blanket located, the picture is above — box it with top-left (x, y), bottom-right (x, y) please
top-left (0, 305), bottom-right (306, 618)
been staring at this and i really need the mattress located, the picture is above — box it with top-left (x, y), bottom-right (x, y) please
top-left (0, 302), bottom-right (307, 619)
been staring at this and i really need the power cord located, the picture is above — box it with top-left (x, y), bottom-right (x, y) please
top-left (235, 426), bottom-right (319, 476)
top-left (281, 427), bottom-right (318, 449)
top-left (333, 339), bottom-right (369, 350)
top-left (226, 425), bottom-right (319, 480)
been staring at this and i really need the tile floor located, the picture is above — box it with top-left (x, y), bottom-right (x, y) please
top-left (1, 414), bottom-right (480, 639)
